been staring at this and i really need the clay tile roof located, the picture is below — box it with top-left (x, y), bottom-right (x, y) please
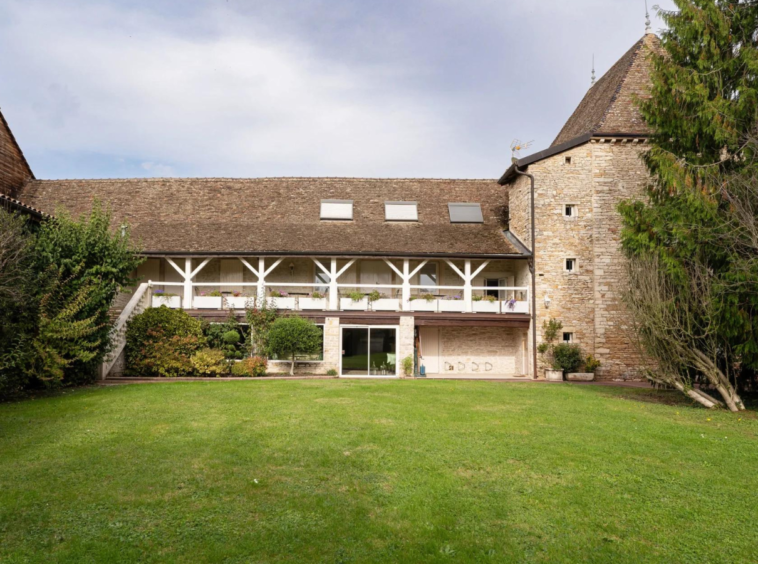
top-left (0, 107), bottom-right (35, 197)
top-left (0, 192), bottom-right (50, 221)
top-left (551, 34), bottom-right (663, 147)
top-left (16, 177), bottom-right (522, 257)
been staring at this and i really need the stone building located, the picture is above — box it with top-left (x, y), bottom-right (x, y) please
top-left (0, 33), bottom-right (662, 381)
top-left (500, 32), bottom-right (663, 380)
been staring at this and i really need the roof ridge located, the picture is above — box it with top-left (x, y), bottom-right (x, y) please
top-left (29, 176), bottom-right (498, 183)
top-left (592, 37), bottom-right (646, 134)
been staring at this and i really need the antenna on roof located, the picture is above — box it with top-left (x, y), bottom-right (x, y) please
top-left (591, 54), bottom-right (596, 86)
top-left (645, 0), bottom-right (652, 33)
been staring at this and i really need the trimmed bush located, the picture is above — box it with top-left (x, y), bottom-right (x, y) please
top-left (191, 349), bottom-right (227, 377)
top-left (268, 316), bottom-right (322, 375)
top-left (125, 307), bottom-right (205, 376)
top-left (552, 344), bottom-right (583, 374)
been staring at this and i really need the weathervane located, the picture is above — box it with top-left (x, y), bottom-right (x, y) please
top-left (645, 0), bottom-right (651, 33)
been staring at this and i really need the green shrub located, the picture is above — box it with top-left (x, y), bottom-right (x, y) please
top-left (125, 307), bottom-right (205, 376)
top-left (402, 356), bottom-right (414, 376)
top-left (191, 348), bottom-right (227, 376)
top-left (326, 368), bottom-right (338, 376)
top-left (552, 344), bottom-right (583, 373)
top-left (368, 290), bottom-right (382, 302)
top-left (348, 291), bottom-right (365, 302)
top-left (311, 291), bottom-right (325, 299)
top-left (246, 299), bottom-right (280, 356)
top-left (136, 332), bottom-right (203, 377)
top-left (223, 330), bottom-right (240, 345)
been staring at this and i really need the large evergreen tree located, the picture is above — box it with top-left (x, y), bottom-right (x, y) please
top-left (620, 0), bottom-right (758, 411)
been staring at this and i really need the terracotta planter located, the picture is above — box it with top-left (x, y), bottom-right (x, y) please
top-left (567, 372), bottom-right (595, 382)
top-left (545, 369), bottom-right (564, 382)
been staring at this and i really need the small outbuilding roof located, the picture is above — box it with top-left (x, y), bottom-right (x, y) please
top-left (17, 177), bottom-right (525, 258)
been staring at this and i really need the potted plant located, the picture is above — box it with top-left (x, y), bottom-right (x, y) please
top-left (567, 354), bottom-right (600, 382)
top-left (410, 293), bottom-right (437, 312)
top-left (439, 294), bottom-right (465, 313)
top-left (268, 290), bottom-right (296, 310)
top-left (151, 289), bottom-right (181, 309)
top-left (341, 290), bottom-right (368, 311)
top-left (194, 290), bottom-right (223, 309)
top-left (299, 290), bottom-right (327, 311)
top-left (369, 290), bottom-right (400, 311)
top-left (472, 294), bottom-right (500, 313)
top-left (553, 343), bottom-right (583, 381)
top-left (539, 318), bottom-right (564, 381)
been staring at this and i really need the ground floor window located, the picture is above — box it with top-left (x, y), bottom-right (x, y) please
top-left (341, 327), bottom-right (397, 376)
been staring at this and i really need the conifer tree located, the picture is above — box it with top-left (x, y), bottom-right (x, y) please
top-left (620, 0), bottom-right (758, 410)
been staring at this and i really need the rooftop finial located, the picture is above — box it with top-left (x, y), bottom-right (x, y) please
top-left (591, 54), bottom-right (596, 86)
top-left (645, 0), bottom-right (652, 33)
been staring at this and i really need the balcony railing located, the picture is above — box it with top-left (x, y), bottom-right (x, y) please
top-left (147, 281), bottom-right (530, 314)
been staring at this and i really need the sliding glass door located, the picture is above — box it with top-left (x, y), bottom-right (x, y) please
top-left (341, 327), bottom-right (397, 376)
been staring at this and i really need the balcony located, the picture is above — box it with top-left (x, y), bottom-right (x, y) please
top-left (137, 256), bottom-right (531, 316)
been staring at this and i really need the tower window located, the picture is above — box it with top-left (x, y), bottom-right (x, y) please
top-left (563, 332), bottom-right (574, 343)
top-left (565, 258), bottom-right (577, 273)
top-left (564, 204), bottom-right (577, 218)
top-left (565, 156), bottom-right (572, 165)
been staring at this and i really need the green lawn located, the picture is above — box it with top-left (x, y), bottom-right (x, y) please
top-left (1, 381), bottom-right (757, 564)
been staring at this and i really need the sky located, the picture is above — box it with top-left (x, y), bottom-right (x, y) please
top-left (0, 0), bottom-right (678, 180)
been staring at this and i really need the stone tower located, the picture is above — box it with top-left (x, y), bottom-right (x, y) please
top-left (500, 33), bottom-right (663, 380)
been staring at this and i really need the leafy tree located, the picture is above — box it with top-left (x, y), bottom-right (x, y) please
top-left (246, 298), bottom-right (280, 356)
top-left (32, 202), bottom-right (143, 382)
top-left (0, 210), bottom-right (37, 397)
top-left (619, 0), bottom-right (758, 410)
top-left (267, 316), bottom-right (322, 375)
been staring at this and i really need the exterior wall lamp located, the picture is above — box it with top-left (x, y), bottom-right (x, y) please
top-left (544, 294), bottom-right (552, 308)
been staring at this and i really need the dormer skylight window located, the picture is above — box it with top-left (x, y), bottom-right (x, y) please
top-left (385, 201), bottom-right (418, 222)
top-left (320, 200), bottom-right (353, 221)
top-left (448, 203), bottom-right (484, 224)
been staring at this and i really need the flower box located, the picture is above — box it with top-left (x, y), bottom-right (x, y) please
top-left (223, 296), bottom-right (253, 309)
top-left (410, 299), bottom-right (437, 312)
top-left (439, 300), bottom-right (465, 313)
top-left (473, 300), bottom-right (500, 313)
top-left (567, 372), bottom-right (595, 382)
top-left (545, 369), bottom-right (564, 382)
top-left (341, 297), bottom-right (368, 311)
top-left (299, 297), bottom-right (327, 310)
top-left (152, 295), bottom-right (181, 309)
top-left (193, 296), bottom-right (223, 309)
top-left (269, 297), bottom-right (296, 310)
top-left (371, 298), bottom-right (400, 311)
top-left (508, 301), bottom-right (529, 314)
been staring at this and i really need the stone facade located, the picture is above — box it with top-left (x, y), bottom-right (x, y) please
top-left (508, 140), bottom-right (648, 380)
top-left (433, 327), bottom-right (527, 377)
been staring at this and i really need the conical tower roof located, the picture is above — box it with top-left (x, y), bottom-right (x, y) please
top-left (551, 33), bottom-right (663, 147)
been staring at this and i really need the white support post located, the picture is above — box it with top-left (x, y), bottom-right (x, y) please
top-left (184, 258), bottom-right (193, 309)
top-left (257, 257), bottom-right (266, 306)
top-left (464, 260), bottom-right (473, 312)
top-left (402, 259), bottom-right (410, 311)
top-left (329, 258), bottom-right (338, 311)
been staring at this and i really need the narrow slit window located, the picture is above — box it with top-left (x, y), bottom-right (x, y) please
top-left (564, 204), bottom-right (577, 218)
top-left (320, 200), bottom-right (353, 221)
top-left (385, 201), bottom-right (418, 222)
top-left (448, 203), bottom-right (484, 223)
top-left (565, 156), bottom-right (572, 165)
top-left (565, 258), bottom-right (577, 272)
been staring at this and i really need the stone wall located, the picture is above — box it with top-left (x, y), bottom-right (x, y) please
top-left (0, 111), bottom-right (33, 198)
top-left (507, 140), bottom-right (650, 380)
top-left (435, 327), bottom-right (526, 377)
top-left (591, 141), bottom-right (649, 379)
